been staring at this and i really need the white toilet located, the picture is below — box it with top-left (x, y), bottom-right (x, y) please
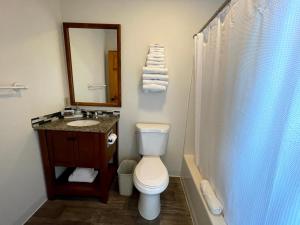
top-left (133, 123), bottom-right (170, 220)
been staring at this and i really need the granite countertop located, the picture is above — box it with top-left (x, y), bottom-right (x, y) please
top-left (33, 116), bottom-right (119, 133)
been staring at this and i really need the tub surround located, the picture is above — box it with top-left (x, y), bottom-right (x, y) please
top-left (181, 155), bottom-right (226, 225)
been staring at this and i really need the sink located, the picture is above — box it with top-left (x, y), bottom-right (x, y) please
top-left (67, 120), bottom-right (100, 127)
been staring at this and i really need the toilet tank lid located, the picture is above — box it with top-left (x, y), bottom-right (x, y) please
top-left (136, 123), bottom-right (170, 133)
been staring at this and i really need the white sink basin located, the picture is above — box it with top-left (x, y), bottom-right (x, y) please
top-left (67, 120), bottom-right (100, 127)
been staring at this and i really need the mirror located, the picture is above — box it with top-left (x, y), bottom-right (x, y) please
top-left (63, 23), bottom-right (121, 107)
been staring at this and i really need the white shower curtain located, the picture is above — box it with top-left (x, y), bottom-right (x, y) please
top-left (194, 0), bottom-right (300, 225)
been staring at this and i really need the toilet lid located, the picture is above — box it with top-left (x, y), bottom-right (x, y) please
top-left (134, 156), bottom-right (169, 188)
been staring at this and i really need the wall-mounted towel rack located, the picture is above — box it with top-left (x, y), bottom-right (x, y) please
top-left (142, 44), bottom-right (169, 93)
top-left (0, 83), bottom-right (28, 91)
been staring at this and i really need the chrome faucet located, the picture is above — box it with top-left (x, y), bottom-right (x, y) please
top-left (94, 111), bottom-right (99, 119)
top-left (74, 104), bottom-right (82, 115)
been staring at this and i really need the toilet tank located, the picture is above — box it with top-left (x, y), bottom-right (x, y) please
top-left (136, 123), bottom-right (170, 156)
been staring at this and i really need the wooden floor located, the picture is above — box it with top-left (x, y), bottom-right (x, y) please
top-left (25, 177), bottom-right (193, 225)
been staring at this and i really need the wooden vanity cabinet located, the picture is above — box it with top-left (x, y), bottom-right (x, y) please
top-left (37, 123), bottom-right (118, 203)
top-left (47, 131), bottom-right (101, 168)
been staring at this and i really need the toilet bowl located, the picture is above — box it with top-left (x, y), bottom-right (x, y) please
top-left (133, 123), bottom-right (170, 220)
top-left (133, 156), bottom-right (169, 220)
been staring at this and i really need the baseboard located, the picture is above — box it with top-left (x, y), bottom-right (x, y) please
top-left (15, 195), bottom-right (47, 225)
top-left (181, 177), bottom-right (197, 225)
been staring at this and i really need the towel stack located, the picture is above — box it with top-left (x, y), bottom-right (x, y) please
top-left (142, 44), bottom-right (169, 92)
top-left (68, 167), bottom-right (98, 183)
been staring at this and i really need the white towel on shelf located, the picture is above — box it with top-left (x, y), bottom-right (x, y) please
top-left (150, 46), bottom-right (164, 50)
top-left (146, 60), bottom-right (165, 66)
top-left (143, 84), bottom-right (166, 92)
top-left (143, 66), bottom-right (168, 74)
top-left (143, 80), bottom-right (169, 87)
top-left (68, 169), bottom-right (98, 183)
top-left (200, 180), bottom-right (223, 215)
top-left (149, 44), bottom-right (164, 48)
top-left (149, 50), bottom-right (165, 55)
top-left (147, 56), bottom-right (165, 62)
top-left (148, 50), bottom-right (164, 54)
top-left (148, 53), bottom-right (165, 58)
top-left (150, 48), bottom-right (164, 52)
top-left (142, 74), bottom-right (169, 81)
top-left (72, 167), bottom-right (94, 177)
top-left (149, 47), bottom-right (164, 52)
top-left (145, 65), bottom-right (165, 68)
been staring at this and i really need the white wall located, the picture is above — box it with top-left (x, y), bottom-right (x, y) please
top-left (183, 67), bottom-right (196, 155)
top-left (61, 0), bottom-right (223, 175)
top-left (0, 0), bottom-right (66, 224)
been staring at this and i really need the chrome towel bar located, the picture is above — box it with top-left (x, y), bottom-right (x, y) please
top-left (0, 82), bottom-right (28, 90)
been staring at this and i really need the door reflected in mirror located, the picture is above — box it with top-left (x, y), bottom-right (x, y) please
top-left (63, 23), bottom-right (121, 107)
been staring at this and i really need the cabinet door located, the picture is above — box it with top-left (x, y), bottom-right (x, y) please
top-left (47, 131), bottom-right (76, 166)
top-left (76, 132), bottom-right (98, 167)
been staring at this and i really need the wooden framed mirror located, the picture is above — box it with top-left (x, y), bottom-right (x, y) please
top-left (63, 23), bottom-right (121, 107)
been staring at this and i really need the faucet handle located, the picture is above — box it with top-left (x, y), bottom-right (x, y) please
top-left (85, 111), bottom-right (91, 118)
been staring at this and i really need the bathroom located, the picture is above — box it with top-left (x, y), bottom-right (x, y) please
top-left (1, 0), bottom-right (299, 225)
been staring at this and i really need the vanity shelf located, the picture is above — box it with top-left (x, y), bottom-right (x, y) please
top-left (36, 119), bottom-right (119, 203)
top-left (56, 168), bottom-right (99, 196)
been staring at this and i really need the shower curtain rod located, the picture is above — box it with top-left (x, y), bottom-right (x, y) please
top-left (193, 0), bottom-right (231, 38)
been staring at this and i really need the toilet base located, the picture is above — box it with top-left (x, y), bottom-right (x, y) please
top-left (138, 193), bottom-right (160, 220)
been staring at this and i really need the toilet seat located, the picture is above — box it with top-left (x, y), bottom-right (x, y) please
top-left (133, 156), bottom-right (169, 195)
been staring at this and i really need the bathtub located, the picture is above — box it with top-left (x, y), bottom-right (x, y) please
top-left (181, 154), bottom-right (227, 225)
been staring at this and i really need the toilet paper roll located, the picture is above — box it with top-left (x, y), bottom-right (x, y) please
top-left (108, 133), bottom-right (117, 145)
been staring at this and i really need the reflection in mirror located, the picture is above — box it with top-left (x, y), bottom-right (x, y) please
top-left (70, 28), bottom-right (117, 103)
top-left (63, 23), bottom-right (121, 107)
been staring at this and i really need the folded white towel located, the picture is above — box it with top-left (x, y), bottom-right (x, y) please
top-left (143, 66), bottom-right (168, 74)
top-left (148, 52), bottom-right (165, 58)
top-left (149, 50), bottom-right (165, 55)
top-left (146, 60), bottom-right (165, 66)
top-left (143, 84), bottom-right (166, 93)
top-left (147, 56), bottom-right (165, 62)
top-left (150, 48), bottom-right (164, 52)
top-left (68, 170), bottom-right (98, 183)
top-left (149, 44), bottom-right (164, 48)
top-left (145, 65), bottom-right (165, 68)
top-left (143, 80), bottom-right (168, 87)
top-left (149, 49), bottom-right (165, 54)
top-left (72, 167), bottom-right (94, 178)
top-left (147, 65), bottom-right (166, 69)
top-left (150, 46), bottom-right (164, 50)
top-left (147, 57), bottom-right (165, 62)
top-left (142, 74), bottom-right (169, 81)
top-left (200, 180), bottom-right (223, 215)
top-left (150, 47), bottom-right (164, 52)
top-left (148, 53), bottom-right (165, 59)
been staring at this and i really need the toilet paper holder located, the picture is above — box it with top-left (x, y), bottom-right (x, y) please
top-left (107, 131), bottom-right (117, 146)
